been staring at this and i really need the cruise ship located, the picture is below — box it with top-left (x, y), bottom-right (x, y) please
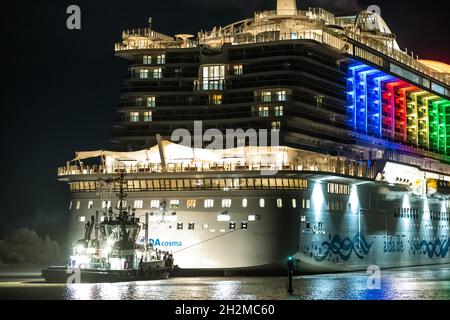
top-left (60, 0), bottom-right (450, 274)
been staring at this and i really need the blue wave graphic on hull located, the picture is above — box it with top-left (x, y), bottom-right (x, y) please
top-left (314, 232), bottom-right (374, 262)
top-left (413, 239), bottom-right (449, 258)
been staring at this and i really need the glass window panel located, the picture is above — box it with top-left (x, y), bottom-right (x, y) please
top-left (269, 179), bottom-right (276, 188)
top-left (187, 200), bottom-right (196, 208)
top-left (276, 179), bottom-right (283, 188)
top-left (211, 179), bottom-right (220, 189)
top-left (259, 198), bottom-right (265, 208)
top-left (277, 198), bottom-right (283, 208)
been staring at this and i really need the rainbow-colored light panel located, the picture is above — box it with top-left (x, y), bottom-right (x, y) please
top-left (347, 62), bottom-right (450, 154)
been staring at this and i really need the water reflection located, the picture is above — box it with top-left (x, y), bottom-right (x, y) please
top-left (2, 264), bottom-right (449, 300)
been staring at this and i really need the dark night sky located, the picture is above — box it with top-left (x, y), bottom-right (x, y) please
top-left (1, 0), bottom-right (449, 242)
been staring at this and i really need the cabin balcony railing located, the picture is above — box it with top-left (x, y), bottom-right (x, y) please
top-left (194, 80), bottom-right (225, 91)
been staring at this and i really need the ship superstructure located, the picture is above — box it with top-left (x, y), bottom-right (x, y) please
top-left (59, 0), bottom-right (450, 274)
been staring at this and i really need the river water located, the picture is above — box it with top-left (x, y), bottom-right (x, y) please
top-left (0, 264), bottom-right (449, 300)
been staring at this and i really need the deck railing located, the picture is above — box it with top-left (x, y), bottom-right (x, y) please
top-left (116, 19), bottom-right (449, 87)
top-left (58, 159), bottom-right (379, 180)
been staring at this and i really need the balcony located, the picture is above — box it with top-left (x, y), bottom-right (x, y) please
top-left (194, 80), bottom-right (225, 91)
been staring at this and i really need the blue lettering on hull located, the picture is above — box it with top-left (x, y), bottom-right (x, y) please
top-left (149, 238), bottom-right (183, 247)
top-left (314, 232), bottom-right (374, 262)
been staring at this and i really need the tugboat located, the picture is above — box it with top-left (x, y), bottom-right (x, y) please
top-left (42, 172), bottom-right (174, 283)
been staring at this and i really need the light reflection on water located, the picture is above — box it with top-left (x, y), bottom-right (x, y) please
top-left (1, 264), bottom-right (450, 300)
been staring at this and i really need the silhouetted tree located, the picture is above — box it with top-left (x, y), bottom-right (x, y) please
top-left (0, 228), bottom-right (60, 266)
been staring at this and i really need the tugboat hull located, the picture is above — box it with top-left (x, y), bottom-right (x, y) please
top-left (42, 266), bottom-right (170, 283)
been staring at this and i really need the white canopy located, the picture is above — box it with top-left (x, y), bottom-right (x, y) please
top-left (72, 140), bottom-right (328, 165)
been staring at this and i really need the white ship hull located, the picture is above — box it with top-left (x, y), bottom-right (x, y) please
top-left (67, 175), bottom-right (450, 274)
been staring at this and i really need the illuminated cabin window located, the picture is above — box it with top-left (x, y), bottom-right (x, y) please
top-left (201, 65), bottom-right (225, 90)
top-left (259, 198), bottom-right (265, 208)
top-left (69, 201), bottom-right (73, 210)
top-left (76, 201), bottom-right (81, 210)
top-left (156, 54), bottom-right (165, 64)
top-left (274, 106), bottom-right (284, 117)
top-left (88, 201), bottom-right (94, 209)
top-left (242, 198), bottom-right (248, 208)
top-left (139, 69), bottom-right (149, 79)
top-left (102, 201), bottom-right (111, 209)
top-left (129, 112), bottom-right (139, 122)
top-left (271, 121), bottom-right (281, 131)
top-left (150, 200), bottom-right (160, 208)
top-left (217, 214), bottom-right (230, 222)
top-left (143, 55), bottom-right (152, 65)
top-left (261, 91), bottom-right (272, 102)
top-left (202, 224), bottom-right (209, 229)
top-left (258, 106), bottom-right (269, 117)
top-left (143, 111), bottom-right (152, 122)
top-left (277, 199), bottom-right (283, 208)
top-left (134, 200), bottom-right (143, 209)
top-left (248, 215), bottom-right (258, 221)
top-left (204, 199), bottom-right (214, 208)
top-left (327, 183), bottom-right (350, 195)
top-left (210, 94), bottom-right (223, 105)
top-left (233, 64), bottom-right (243, 75)
top-left (187, 199), bottom-right (197, 208)
top-left (302, 199), bottom-right (310, 209)
top-left (170, 200), bottom-right (180, 209)
top-left (292, 199), bottom-right (297, 208)
top-left (276, 90), bottom-right (287, 101)
top-left (222, 199), bottom-right (232, 208)
top-left (329, 201), bottom-right (345, 213)
top-left (78, 216), bottom-right (85, 223)
top-left (147, 96), bottom-right (156, 107)
top-left (153, 68), bottom-right (162, 79)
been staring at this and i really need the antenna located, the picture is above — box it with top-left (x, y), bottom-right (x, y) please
top-left (148, 17), bottom-right (153, 29)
